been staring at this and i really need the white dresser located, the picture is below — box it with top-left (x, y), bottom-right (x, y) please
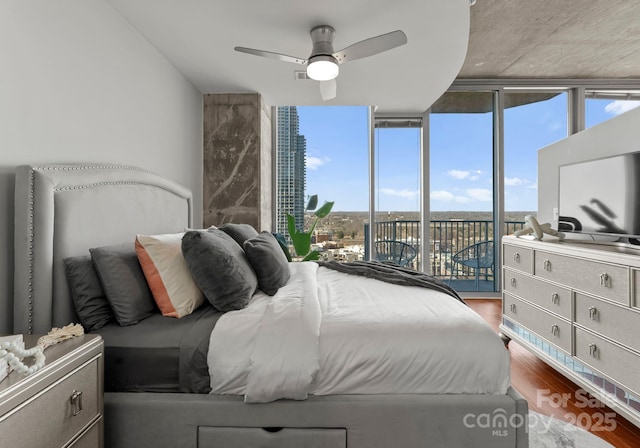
top-left (500, 235), bottom-right (640, 427)
top-left (0, 334), bottom-right (103, 447)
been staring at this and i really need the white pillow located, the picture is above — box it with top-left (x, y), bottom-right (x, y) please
top-left (135, 233), bottom-right (204, 318)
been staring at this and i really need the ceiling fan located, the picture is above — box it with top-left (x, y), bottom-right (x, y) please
top-left (234, 25), bottom-right (407, 101)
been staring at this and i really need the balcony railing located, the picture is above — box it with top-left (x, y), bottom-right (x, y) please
top-left (364, 219), bottom-right (526, 291)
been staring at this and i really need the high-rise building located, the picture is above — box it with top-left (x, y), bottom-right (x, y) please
top-left (276, 106), bottom-right (306, 240)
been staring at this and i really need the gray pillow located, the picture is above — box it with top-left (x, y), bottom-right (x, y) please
top-left (219, 223), bottom-right (259, 247)
top-left (181, 230), bottom-right (258, 312)
top-left (243, 231), bottom-right (291, 295)
top-left (90, 243), bottom-right (157, 326)
top-left (63, 255), bottom-right (115, 332)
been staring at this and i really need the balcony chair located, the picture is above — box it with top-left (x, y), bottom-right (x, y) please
top-left (449, 240), bottom-right (494, 290)
top-left (374, 240), bottom-right (417, 267)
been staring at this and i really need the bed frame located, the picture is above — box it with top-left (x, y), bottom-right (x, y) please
top-left (13, 164), bottom-right (528, 448)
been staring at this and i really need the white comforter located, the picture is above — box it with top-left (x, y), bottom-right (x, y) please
top-left (208, 262), bottom-right (511, 403)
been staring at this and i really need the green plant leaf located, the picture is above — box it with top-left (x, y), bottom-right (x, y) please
top-left (315, 201), bottom-right (335, 218)
top-left (287, 213), bottom-right (298, 238)
top-left (302, 250), bottom-right (321, 261)
top-left (287, 213), bottom-right (311, 257)
top-left (306, 194), bottom-right (318, 211)
top-left (292, 232), bottom-right (311, 258)
top-left (286, 196), bottom-right (333, 261)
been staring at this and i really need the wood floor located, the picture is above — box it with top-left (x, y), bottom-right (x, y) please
top-left (467, 298), bottom-right (640, 448)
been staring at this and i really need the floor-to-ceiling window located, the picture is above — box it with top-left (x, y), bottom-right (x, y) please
top-left (274, 81), bottom-right (640, 293)
top-left (372, 118), bottom-right (422, 270)
top-left (275, 106), bottom-right (369, 261)
top-left (429, 91), bottom-right (496, 292)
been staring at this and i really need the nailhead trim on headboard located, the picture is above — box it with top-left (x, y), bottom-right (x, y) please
top-left (26, 169), bottom-right (35, 333)
top-left (35, 164), bottom-right (147, 172)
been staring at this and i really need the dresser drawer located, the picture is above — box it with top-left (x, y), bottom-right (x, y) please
top-left (575, 327), bottom-right (640, 396)
top-left (0, 358), bottom-right (99, 448)
top-left (633, 269), bottom-right (640, 309)
top-left (198, 426), bottom-right (346, 448)
top-left (69, 420), bottom-right (101, 448)
top-left (503, 269), bottom-right (571, 319)
top-left (575, 292), bottom-right (640, 353)
top-left (503, 244), bottom-right (532, 274)
top-left (503, 293), bottom-right (571, 353)
top-left (534, 251), bottom-right (628, 304)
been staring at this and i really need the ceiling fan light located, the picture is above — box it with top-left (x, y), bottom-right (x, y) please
top-left (307, 56), bottom-right (339, 81)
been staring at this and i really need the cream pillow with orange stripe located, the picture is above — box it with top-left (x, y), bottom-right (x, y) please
top-left (135, 233), bottom-right (204, 318)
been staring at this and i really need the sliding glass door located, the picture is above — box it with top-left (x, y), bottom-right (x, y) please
top-left (430, 91), bottom-right (495, 292)
top-left (372, 118), bottom-right (422, 270)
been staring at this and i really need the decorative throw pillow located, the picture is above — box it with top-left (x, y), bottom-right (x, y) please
top-left (90, 243), bottom-right (157, 326)
top-left (135, 233), bottom-right (205, 318)
top-left (63, 255), bottom-right (115, 331)
top-left (243, 231), bottom-right (291, 295)
top-left (181, 229), bottom-right (258, 312)
top-left (218, 223), bottom-right (259, 247)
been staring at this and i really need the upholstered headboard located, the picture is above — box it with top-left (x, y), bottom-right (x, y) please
top-left (13, 164), bottom-right (193, 334)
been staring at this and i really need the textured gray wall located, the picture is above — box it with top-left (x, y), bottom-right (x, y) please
top-left (203, 94), bottom-right (272, 230)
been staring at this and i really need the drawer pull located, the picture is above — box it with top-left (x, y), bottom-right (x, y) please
top-left (510, 277), bottom-right (516, 287)
top-left (600, 273), bottom-right (610, 287)
top-left (589, 343), bottom-right (598, 358)
top-left (513, 253), bottom-right (520, 263)
top-left (551, 292), bottom-right (559, 304)
top-left (543, 259), bottom-right (551, 271)
top-left (70, 390), bottom-right (83, 416)
top-left (550, 324), bottom-right (559, 336)
top-left (509, 303), bottom-right (517, 313)
top-left (588, 306), bottom-right (598, 320)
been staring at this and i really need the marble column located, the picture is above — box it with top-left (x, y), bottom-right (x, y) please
top-left (203, 93), bottom-right (272, 230)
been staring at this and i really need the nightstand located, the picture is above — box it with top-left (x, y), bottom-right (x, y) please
top-left (0, 334), bottom-right (103, 448)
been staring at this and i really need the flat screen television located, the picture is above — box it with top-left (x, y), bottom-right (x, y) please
top-left (558, 151), bottom-right (640, 245)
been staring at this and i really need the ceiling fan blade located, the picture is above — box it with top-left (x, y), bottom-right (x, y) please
top-left (319, 79), bottom-right (337, 101)
top-left (333, 30), bottom-right (407, 64)
top-left (234, 47), bottom-right (307, 66)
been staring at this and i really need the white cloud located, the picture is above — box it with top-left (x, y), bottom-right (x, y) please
top-left (447, 170), bottom-right (470, 180)
top-left (431, 190), bottom-right (474, 204)
top-left (466, 188), bottom-right (493, 202)
top-left (504, 177), bottom-right (526, 187)
top-left (381, 188), bottom-right (419, 199)
top-left (447, 169), bottom-right (482, 181)
top-left (604, 100), bottom-right (640, 116)
top-left (431, 190), bottom-right (454, 201)
top-left (527, 182), bottom-right (538, 190)
top-left (454, 196), bottom-right (473, 204)
top-left (306, 156), bottom-right (330, 170)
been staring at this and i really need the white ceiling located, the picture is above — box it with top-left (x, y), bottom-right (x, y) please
top-left (106, 0), bottom-right (470, 113)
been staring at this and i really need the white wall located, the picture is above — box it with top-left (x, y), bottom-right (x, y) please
top-left (538, 106), bottom-right (640, 225)
top-left (0, 0), bottom-right (203, 333)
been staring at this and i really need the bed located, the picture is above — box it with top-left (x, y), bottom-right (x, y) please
top-left (13, 163), bottom-right (528, 448)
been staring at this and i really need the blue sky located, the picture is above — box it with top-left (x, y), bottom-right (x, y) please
top-left (297, 97), bottom-right (640, 212)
